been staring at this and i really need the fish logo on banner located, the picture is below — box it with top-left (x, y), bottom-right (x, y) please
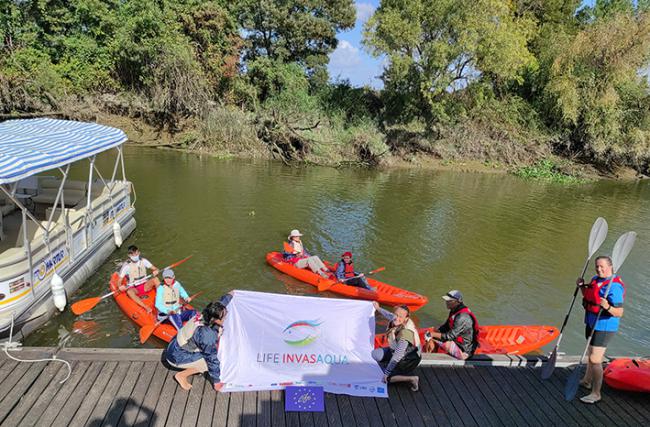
top-left (282, 320), bottom-right (322, 347)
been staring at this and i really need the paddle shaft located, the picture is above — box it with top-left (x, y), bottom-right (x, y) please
top-left (554, 258), bottom-right (591, 348)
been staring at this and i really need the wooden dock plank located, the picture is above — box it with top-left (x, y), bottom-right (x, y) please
top-left (67, 362), bottom-right (118, 427)
top-left (163, 372), bottom-right (191, 427)
top-left (118, 361), bottom-right (157, 427)
top-left (0, 362), bottom-right (46, 419)
top-left (226, 390), bottom-right (244, 427)
top-left (269, 390), bottom-right (285, 427)
top-left (497, 367), bottom-right (560, 426)
top-left (605, 387), bottom-right (650, 422)
top-left (349, 395), bottom-right (372, 427)
top-left (385, 383), bottom-right (412, 427)
top-left (0, 362), bottom-right (64, 427)
top-left (31, 361), bottom-right (90, 427)
top-left (196, 378), bottom-right (216, 427)
top-left (150, 369), bottom-right (178, 427)
top-left (426, 367), bottom-right (477, 427)
top-left (97, 361), bottom-right (144, 427)
top-left (473, 366), bottom-right (533, 427)
top-left (256, 390), bottom-right (272, 427)
top-left (240, 392), bottom-right (257, 427)
top-left (83, 361), bottom-right (130, 427)
top-left (373, 395), bottom-right (398, 427)
top-left (52, 361), bottom-right (105, 427)
top-left (361, 397), bottom-right (385, 427)
top-left (132, 362), bottom-right (169, 426)
top-left (0, 360), bottom-right (32, 403)
top-left (180, 375), bottom-right (205, 427)
top-left (483, 366), bottom-right (537, 427)
top-left (415, 366), bottom-right (455, 427)
top-left (298, 410), bottom-right (315, 427)
top-left (335, 394), bottom-right (360, 427)
top-left (323, 392), bottom-right (343, 427)
top-left (212, 390), bottom-right (231, 427)
top-left (461, 366), bottom-right (517, 427)
top-left (395, 385), bottom-right (425, 427)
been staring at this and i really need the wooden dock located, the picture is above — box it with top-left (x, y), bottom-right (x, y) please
top-left (0, 348), bottom-right (648, 426)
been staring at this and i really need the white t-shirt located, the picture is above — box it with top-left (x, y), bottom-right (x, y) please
top-left (119, 258), bottom-right (153, 279)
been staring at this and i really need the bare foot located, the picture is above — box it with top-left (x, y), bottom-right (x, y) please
top-left (174, 372), bottom-right (192, 390)
top-left (579, 380), bottom-right (592, 389)
top-left (411, 377), bottom-right (419, 392)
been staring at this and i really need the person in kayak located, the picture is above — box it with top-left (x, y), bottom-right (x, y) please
top-left (577, 255), bottom-right (625, 404)
top-left (118, 245), bottom-right (160, 313)
top-left (283, 229), bottom-right (330, 279)
top-left (425, 290), bottom-right (479, 360)
top-left (335, 252), bottom-right (373, 290)
top-left (166, 292), bottom-right (233, 391)
top-left (155, 268), bottom-right (196, 330)
top-left (372, 301), bottom-right (421, 391)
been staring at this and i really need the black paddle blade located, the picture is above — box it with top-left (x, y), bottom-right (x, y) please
top-left (564, 365), bottom-right (582, 401)
top-left (541, 349), bottom-right (557, 380)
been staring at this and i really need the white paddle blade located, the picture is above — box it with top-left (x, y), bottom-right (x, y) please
top-left (612, 231), bottom-right (637, 273)
top-left (588, 217), bottom-right (608, 258)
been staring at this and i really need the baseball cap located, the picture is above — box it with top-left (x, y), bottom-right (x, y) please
top-left (442, 290), bottom-right (463, 302)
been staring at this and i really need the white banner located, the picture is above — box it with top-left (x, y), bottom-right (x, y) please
top-left (219, 290), bottom-right (387, 398)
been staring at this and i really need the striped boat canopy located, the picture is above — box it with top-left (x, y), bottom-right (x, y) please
top-left (0, 118), bottom-right (127, 184)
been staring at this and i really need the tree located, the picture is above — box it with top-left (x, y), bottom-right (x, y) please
top-left (363, 0), bottom-right (537, 125)
top-left (235, 0), bottom-right (355, 84)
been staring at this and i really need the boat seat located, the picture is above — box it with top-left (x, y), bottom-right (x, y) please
top-left (32, 178), bottom-right (87, 207)
top-left (0, 193), bottom-right (16, 216)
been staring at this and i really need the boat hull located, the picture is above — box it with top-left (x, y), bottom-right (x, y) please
top-left (604, 358), bottom-right (650, 393)
top-left (374, 325), bottom-right (560, 355)
top-left (266, 252), bottom-right (428, 311)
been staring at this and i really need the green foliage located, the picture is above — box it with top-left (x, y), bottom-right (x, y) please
top-left (514, 159), bottom-right (585, 184)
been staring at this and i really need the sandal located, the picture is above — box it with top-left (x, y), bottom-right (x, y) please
top-left (579, 395), bottom-right (601, 404)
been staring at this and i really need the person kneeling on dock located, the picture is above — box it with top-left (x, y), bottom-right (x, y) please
top-left (372, 301), bottom-right (421, 391)
top-left (155, 268), bottom-right (196, 330)
top-left (425, 290), bottom-right (479, 360)
top-left (166, 292), bottom-right (233, 391)
top-left (118, 245), bottom-right (160, 313)
top-left (335, 252), bottom-right (373, 290)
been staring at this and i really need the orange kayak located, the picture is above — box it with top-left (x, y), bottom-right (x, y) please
top-left (374, 325), bottom-right (560, 355)
top-left (109, 272), bottom-right (194, 343)
top-left (266, 252), bottom-right (428, 311)
top-left (604, 358), bottom-right (650, 393)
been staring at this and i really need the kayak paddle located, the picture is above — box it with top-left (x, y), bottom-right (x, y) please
top-left (139, 291), bottom-right (203, 344)
top-left (283, 241), bottom-right (295, 254)
top-left (541, 217), bottom-right (608, 380)
top-left (317, 267), bottom-right (385, 292)
top-left (564, 231), bottom-right (636, 401)
top-left (70, 255), bottom-right (193, 316)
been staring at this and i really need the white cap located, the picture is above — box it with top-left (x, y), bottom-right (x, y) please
top-left (288, 229), bottom-right (303, 239)
top-left (442, 290), bottom-right (463, 302)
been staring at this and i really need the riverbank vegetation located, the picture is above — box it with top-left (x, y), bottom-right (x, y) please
top-left (1, 1), bottom-right (649, 179)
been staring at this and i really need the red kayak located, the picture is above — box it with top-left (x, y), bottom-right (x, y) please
top-left (109, 273), bottom-right (194, 343)
top-left (375, 325), bottom-right (560, 355)
top-left (604, 358), bottom-right (650, 393)
top-left (266, 252), bottom-right (428, 311)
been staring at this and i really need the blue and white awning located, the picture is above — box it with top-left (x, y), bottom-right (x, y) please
top-left (0, 118), bottom-right (127, 184)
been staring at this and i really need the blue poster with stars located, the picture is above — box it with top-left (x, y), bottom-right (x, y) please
top-left (285, 386), bottom-right (325, 412)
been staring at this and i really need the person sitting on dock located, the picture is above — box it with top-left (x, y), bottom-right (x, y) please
top-left (577, 255), bottom-right (625, 404)
top-left (283, 229), bottom-right (331, 279)
top-left (372, 301), bottom-right (421, 391)
top-left (155, 269), bottom-right (196, 330)
top-left (118, 245), bottom-right (160, 313)
top-left (426, 290), bottom-right (479, 360)
top-left (166, 292), bottom-right (233, 391)
top-left (335, 252), bottom-right (373, 290)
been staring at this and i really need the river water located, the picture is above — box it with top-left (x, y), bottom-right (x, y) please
top-left (25, 147), bottom-right (650, 356)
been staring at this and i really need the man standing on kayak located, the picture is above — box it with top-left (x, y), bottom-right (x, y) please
top-left (426, 290), bottom-right (479, 360)
top-left (166, 292), bottom-right (233, 391)
top-left (577, 256), bottom-right (625, 404)
top-left (335, 252), bottom-right (373, 290)
top-left (118, 245), bottom-right (159, 313)
top-left (155, 269), bottom-right (196, 330)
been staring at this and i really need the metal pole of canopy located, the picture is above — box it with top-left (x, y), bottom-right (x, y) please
top-left (45, 164), bottom-right (70, 232)
top-left (84, 156), bottom-right (96, 249)
top-left (21, 208), bottom-right (35, 298)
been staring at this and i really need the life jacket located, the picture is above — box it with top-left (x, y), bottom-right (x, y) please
top-left (177, 313), bottom-right (203, 353)
top-left (162, 283), bottom-right (180, 311)
top-left (448, 306), bottom-right (480, 349)
top-left (126, 259), bottom-right (147, 280)
top-left (387, 318), bottom-right (422, 356)
top-left (335, 260), bottom-right (356, 278)
top-left (581, 276), bottom-right (625, 314)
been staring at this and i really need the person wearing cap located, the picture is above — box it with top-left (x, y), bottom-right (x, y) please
top-left (166, 291), bottom-right (234, 392)
top-left (335, 252), bottom-right (373, 290)
top-left (155, 268), bottom-right (196, 330)
top-left (371, 301), bottom-right (421, 391)
top-left (426, 290), bottom-right (479, 360)
top-left (118, 245), bottom-right (160, 313)
top-left (284, 229), bottom-right (330, 279)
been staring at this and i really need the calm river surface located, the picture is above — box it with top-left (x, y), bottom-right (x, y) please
top-left (26, 147), bottom-right (650, 356)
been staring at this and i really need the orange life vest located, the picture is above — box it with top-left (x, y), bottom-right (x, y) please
top-left (581, 276), bottom-right (625, 314)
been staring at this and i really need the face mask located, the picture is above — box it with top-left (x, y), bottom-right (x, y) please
top-left (129, 255), bottom-right (140, 262)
